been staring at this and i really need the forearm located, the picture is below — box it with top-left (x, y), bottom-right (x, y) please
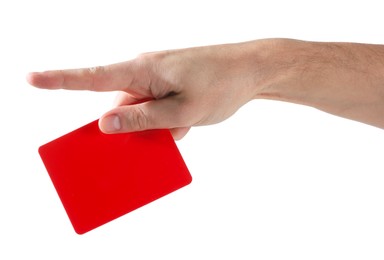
top-left (254, 39), bottom-right (384, 128)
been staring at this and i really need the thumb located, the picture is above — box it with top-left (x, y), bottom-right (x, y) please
top-left (98, 97), bottom-right (186, 133)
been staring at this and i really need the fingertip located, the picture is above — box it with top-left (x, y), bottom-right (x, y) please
top-left (99, 114), bottom-right (121, 134)
top-left (26, 71), bottom-right (62, 89)
top-left (170, 127), bottom-right (191, 140)
top-left (26, 72), bottom-right (41, 87)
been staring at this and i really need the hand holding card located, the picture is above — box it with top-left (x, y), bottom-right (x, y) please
top-left (39, 120), bottom-right (192, 234)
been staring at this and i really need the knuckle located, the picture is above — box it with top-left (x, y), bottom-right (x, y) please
top-left (123, 106), bottom-right (149, 131)
top-left (136, 52), bottom-right (153, 64)
top-left (136, 52), bottom-right (150, 59)
top-left (84, 66), bottom-right (106, 89)
top-left (134, 106), bottom-right (149, 130)
top-left (87, 66), bottom-right (105, 75)
top-left (136, 51), bottom-right (168, 63)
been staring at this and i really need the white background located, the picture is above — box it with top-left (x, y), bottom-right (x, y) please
top-left (1, 0), bottom-right (384, 259)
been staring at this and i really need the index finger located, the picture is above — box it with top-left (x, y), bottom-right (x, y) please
top-left (26, 60), bottom-right (149, 92)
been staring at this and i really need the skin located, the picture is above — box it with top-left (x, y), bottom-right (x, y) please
top-left (27, 38), bottom-right (384, 139)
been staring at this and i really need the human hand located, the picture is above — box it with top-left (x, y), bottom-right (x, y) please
top-left (29, 38), bottom-right (384, 138)
top-left (27, 41), bottom-right (270, 139)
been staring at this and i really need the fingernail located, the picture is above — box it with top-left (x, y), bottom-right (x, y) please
top-left (100, 115), bottom-right (121, 133)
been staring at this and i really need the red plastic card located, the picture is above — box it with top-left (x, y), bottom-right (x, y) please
top-left (38, 120), bottom-right (192, 234)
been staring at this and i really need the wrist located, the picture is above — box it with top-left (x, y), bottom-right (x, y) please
top-left (252, 38), bottom-right (384, 128)
top-left (251, 38), bottom-right (319, 103)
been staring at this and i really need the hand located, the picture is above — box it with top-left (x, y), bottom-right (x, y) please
top-left (27, 41), bottom-right (270, 139)
top-left (28, 39), bottom-right (384, 137)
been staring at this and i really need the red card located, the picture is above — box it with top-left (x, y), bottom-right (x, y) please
top-left (38, 120), bottom-right (192, 234)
